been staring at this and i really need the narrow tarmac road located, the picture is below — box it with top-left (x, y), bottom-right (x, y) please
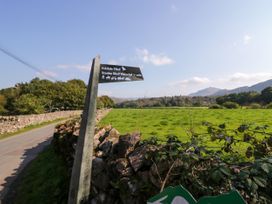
top-left (0, 123), bottom-right (59, 201)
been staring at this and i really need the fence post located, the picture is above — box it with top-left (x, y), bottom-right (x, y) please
top-left (68, 55), bottom-right (100, 204)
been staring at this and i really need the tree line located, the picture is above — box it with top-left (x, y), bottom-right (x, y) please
top-left (0, 78), bottom-right (114, 115)
top-left (116, 96), bottom-right (216, 108)
top-left (215, 87), bottom-right (272, 108)
top-left (116, 87), bottom-right (272, 109)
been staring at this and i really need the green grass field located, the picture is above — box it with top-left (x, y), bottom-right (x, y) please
top-left (99, 108), bottom-right (272, 141)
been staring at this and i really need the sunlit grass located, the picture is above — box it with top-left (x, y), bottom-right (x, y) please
top-left (99, 108), bottom-right (272, 141)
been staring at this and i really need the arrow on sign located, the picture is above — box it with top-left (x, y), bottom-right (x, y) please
top-left (99, 64), bottom-right (143, 83)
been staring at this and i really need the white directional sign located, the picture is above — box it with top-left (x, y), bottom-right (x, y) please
top-left (99, 64), bottom-right (143, 83)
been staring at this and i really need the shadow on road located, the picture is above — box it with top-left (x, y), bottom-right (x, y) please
top-left (0, 138), bottom-right (52, 204)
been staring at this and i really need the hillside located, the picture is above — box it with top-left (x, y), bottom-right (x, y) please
top-left (189, 79), bottom-right (272, 96)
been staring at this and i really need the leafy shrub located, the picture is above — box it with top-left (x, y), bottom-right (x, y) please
top-left (222, 101), bottom-right (240, 109)
top-left (209, 104), bottom-right (222, 109)
top-left (0, 94), bottom-right (7, 114)
top-left (13, 94), bottom-right (45, 114)
top-left (266, 102), bottom-right (272, 109)
top-left (143, 125), bottom-right (272, 203)
top-left (248, 103), bottom-right (262, 109)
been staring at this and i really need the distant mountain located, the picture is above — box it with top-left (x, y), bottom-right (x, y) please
top-left (189, 87), bottom-right (221, 96)
top-left (189, 79), bottom-right (272, 96)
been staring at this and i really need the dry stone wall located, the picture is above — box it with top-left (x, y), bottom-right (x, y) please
top-left (0, 110), bottom-right (82, 135)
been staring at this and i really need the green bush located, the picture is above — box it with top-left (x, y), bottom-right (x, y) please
top-left (248, 103), bottom-right (262, 109)
top-left (222, 101), bottom-right (240, 109)
top-left (0, 94), bottom-right (7, 114)
top-left (13, 94), bottom-right (45, 114)
top-left (266, 102), bottom-right (272, 109)
top-left (209, 104), bottom-right (223, 109)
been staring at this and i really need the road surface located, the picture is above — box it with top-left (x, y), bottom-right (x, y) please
top-left (0, 123), bottom-right (59, 201)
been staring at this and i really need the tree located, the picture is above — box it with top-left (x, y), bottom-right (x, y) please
top-left (266, 102), bottom-right (272, 109)
top-left (261, 87), bottom-right (272, 104)
top-left (99, 95), bottom-right (114, 108)
top-left (248, 103), bottom-right (262, 109)
top-left (13, 94), bottom-right (45, 114)
top-left (222, 101), bottom-right (240, 109)
top-left (0, 94), bottom-right (7, 114)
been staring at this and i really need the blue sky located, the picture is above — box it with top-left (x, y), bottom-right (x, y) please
top-left (1, 1), bottom-right (272, 97)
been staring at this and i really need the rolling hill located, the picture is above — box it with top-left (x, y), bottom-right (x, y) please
top-left (189, 79), bottom-right (272, 96)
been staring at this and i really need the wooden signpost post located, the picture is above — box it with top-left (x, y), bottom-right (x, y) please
top-left (68, 56), bottom-right (143, 204)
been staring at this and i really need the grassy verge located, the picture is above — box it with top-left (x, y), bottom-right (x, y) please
top-left (12, 146), bottom-right (69, 204)
top-left (0, 117), bottom-right (77, 140)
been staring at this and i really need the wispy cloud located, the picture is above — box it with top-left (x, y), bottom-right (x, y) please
top-left (56, 64), bottom-right (91, 72)
top-left (229, 72), bottom-right (272, 83)
top-left (170, 77), bottom-right (210, 86)
top-left (136, 48), bottom-right (174, 66)
top-left (243, 34), bottom-right (252, 45)
top-left (169, 72), bottom-right (272, 95)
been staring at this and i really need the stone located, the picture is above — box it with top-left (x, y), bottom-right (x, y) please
top-left (114, 158), bottom-right (134, 177)
top-left (137, 171), bottom-right (150, 184)
top-left (90, 192), bottom-right (117, 204)
top-left (0, 110), bottom-right (81, 135)
top-left (94, 128), bottom-right (106, 148)
top-left (120, 177), bottom-right (139, 196)
top-left (95, 150), bottom-right (103, 158)
top-left (92, 172), bottom-right (110, 191)
top-left (128, 144), bottom-right (157, 172)
top-left (96, 128), bottom-right (120, 157)
top-left (106, 128), bottom-right (120, 147)
top-left (119, 177), bottom-right (145, 204)
top-left (92, 158), bottom-right (110, 191)
top-left (112, 132), bottom-right (141, 158)
top-left (92, 158), bottom-right (106, 176)
top-left (98, 140), bottom-right (112, 157)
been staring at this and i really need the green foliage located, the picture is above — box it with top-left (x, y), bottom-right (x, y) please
top-left (209, 104), bottom-right (223, 109)
top-left (248, 103), bottom-right (262, 109)
top-left (261, 87), bottom-right (272, 104)
top-left (266, 102), bottom-right (272, 109)
top-left (216, 92), bottom-right (260, 106)
top-left (0, 77), bottom-right (114, 115)
top-left (0, 94), bottom-right (7, 114)
top-left (13, 94), bottom-right (45, 114)
top-left (116, 96), bottom-right (215, 108)
top-left (216, 87), bottom-right (272, 107)
top-left (14, 146), bottom-right (69, 204)
top-left (203, 122), bottom-right (272, 160)
top-left (97, 95), bottom-right (114, 109)
top-left (222, 101), bottom-right (240, 109)
top-left (0, 86), bottom-right (21, 114)
top-left (143, 132), bottom-right (272, 203)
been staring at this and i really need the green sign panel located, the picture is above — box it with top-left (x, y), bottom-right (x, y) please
top-left (147, 185), bottom-right (246, 204)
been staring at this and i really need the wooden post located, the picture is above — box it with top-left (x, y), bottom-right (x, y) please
top-left (68, 56), bottom-right (100, 204)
